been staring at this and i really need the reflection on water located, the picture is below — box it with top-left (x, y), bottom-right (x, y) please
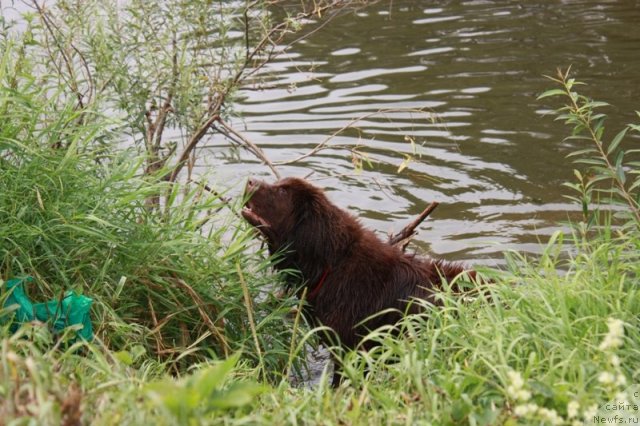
top-left (205, 1), bottom-right (640, 263)
top-left (2, 2), bottom-right (638, 262)
top-left (204, 0), bottom-right (640, 263)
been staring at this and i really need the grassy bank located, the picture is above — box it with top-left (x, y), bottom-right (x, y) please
top-left (3, 212), bottom-right (639, 425)
top-left (0, 36), bottom-right (306, 423)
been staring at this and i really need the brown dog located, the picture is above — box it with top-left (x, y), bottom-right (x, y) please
top-left (242, 177), bottom-right (475, 386)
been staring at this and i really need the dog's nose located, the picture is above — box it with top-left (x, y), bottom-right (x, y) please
top-left (246, 177), bottom-right (260, 192)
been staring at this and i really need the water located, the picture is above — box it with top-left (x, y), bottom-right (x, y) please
top-left (203, 0), bottom-right (640, 265)
top-left (4, 0), bottom-right (638, 263)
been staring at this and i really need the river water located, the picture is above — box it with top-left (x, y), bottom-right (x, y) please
top-left (203, 0), bottom-right (640, 265)
top-left (3, 1), bottom-right (638, 263)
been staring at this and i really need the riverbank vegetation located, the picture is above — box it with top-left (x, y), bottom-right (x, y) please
top-left (1, 2), bottom-right (639, 425)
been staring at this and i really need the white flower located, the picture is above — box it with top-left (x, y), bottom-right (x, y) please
top-left (608, 318), bottom-right (624, 336)
top-left (598, 372), bottom-right (615, 385)
top-left (583, 404), bottom-right (598, 419)
top-left (517, 389), bottom-right (531, 401)
top-left (599, 335), bottom-right (623, 351)
top-left (599, 318), bottom-right (625, 351)
top-left (538, 407), bottom-right (563, 425)
top-left (567, 401), bottom-right (580, 419)
top-left (610, 354), bottom-right (621, 367)
top-left (514, 403), bottom-right (538, 417)
top-left (507, 370), bottom-right (525, 389)
top-left (506, 370), bottom-right (530, 401)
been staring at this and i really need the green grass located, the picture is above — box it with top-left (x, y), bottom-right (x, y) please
top-left (0, 89), bottom-right (301, 371)
top-left (2, 228), bottom-right (638, 425)
top-left (1, 35), bottom-right (306, 424)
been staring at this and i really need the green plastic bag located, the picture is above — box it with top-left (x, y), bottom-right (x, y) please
top-left (2, 276), bottom-right (93, 341)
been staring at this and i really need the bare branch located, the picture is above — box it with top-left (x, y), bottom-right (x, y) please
top-left (230, 0), bottom-right (351, 91)
top-left (216, 118), bottom-right (281, 179)
top-left (33, 0), bottom-right (94, 111)
top-left (163, 1), bottom-right (370, 185)
top-left (173, 277), bottom-right (230, 357)
top-left (274, 107), bottom-right (434, 165)
top-left (388, 202), bottom-right (439, 250)
top-left (166, 113), bottom-right (220, 183)
top-left (153, 36), bottom-right (178, 153)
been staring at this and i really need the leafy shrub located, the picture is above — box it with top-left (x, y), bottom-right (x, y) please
top-left (0, 36), bottom-right (301, 377)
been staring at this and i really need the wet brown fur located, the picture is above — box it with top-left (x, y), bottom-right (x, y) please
top-left (242, 177), bottom-right (475, 383)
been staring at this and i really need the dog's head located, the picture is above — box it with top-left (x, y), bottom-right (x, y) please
top-left (242, 177), bottom-right (327, 251)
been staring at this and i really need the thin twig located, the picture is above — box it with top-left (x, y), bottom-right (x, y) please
top-left (187, 179), bottom-right (233, 205)
top-left (33, 0), bottom-right (91, 111)
top-left (274, 108), bottom-right (433, 166)
top-left (236, 262), bottom-right (266, 381)
top-left (388, 201), bottom-right (439, 250)
top-left (147, 297), bottom-right (162, 355)
top-left (216, 118), bottom-right (281, 178)
top-left (173, 277), bottom-right (230, 357)
top-left (165, 113), bottom-right (220, 182)
top-left (285, 286), bottom-right (308, 379)
top-left (153, 36), bottom-right (178, 154)
top-left (163, 1), bottom-right (366, 183)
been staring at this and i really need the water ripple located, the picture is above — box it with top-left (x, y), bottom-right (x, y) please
top-left (223, 0), bottom-right (640, 263)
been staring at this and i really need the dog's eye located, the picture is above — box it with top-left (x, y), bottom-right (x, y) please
top-left (277, 187), bottom-right (287, 195)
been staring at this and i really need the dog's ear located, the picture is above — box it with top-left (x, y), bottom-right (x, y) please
top-left (289, 193), bottom-right (352, 267)
top-left (290, 194), bottom-right (329, 252)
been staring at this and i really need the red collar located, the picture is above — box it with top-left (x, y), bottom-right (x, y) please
top-left (307, 268), bottom-right (330, 300)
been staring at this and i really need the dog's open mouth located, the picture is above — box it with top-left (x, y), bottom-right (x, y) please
top-left (241, 201), bottom-right (269, 231)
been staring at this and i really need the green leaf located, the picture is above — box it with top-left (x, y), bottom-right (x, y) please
top-left (572, 169), bottom-right (583, 181)
top-left (566, 78), bottom-right (575, 90)
top-left (586, 101), bottom-right (609, 109)
top-left (616, 164), bottom-right (626, 185)
top-left (471, 406), bottom-right (500, 426)
top-left (209, 382), bottom-right (266, 409)
top-left (451, 399), bottom-right (471, 422)
top-left (562, 194), bottom-right (582, 203)
top-left (563, 135), bottom-right (592, 141)
top-left (607, 127), bottom-right (628, 155)
top-left (574, 158), bottom-right (605, 166)
top-left (615, 149), bottom-right (625, 168)
top-left (546, 230), bottom-right (564, 248)
top-left (193, 353), bottom-right (240, 398)
top-left (148, 381), bottom-right (200, 414)
top-left (114, 350), bottom-right (133, 366)
top-left (144, 353), bottom-right (262, 418)
top-left (529, 380), bottom-right (554, 398)
top-left (566, 148), bottom-right (597, 158)
top-left (397, 155), bottom-right (412, 173)
top-left (590, 174), bottom-right (614, 184)
top-left (130, 344), bottom-right (146, 361)
top-left (628, 179), bottom-right (640, 192)
top-left (114, 276), bottom-right (126, 301)
top-left (536, 89), bottom-right (566, 100)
